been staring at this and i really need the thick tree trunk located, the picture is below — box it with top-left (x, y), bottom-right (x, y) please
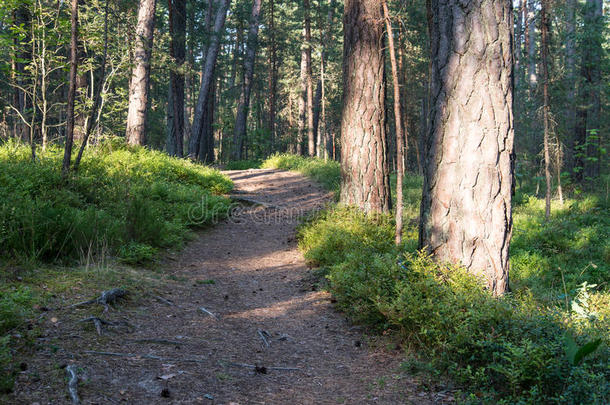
top-left (189, 0), bottom-right (231, 158)
top-left (340, 0), bottom-right (391, 214)
top-left (232, 0), bottom-right (262, 160)
top-left (167, 0), bottom-right (186, 157)
top-left (62, 0), bottom-right (79, 173)
top-left (125, 0), bottom-right (157, 146)
top-left (419, 0), bottom-right (514, 295)
top-left (382, 0), bottom-right (405, 245)
top-left (541, 0), bottom-right (551, 219)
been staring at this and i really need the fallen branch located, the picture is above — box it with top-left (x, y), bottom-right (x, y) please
top-left (257, 329), bottom-right (271, 348)
top-left (198, 307), bottom-right (219, 320)
top-left (66, 365), bottom-right (80, 404)
top-left (71, 288), bottom-right (127, 312)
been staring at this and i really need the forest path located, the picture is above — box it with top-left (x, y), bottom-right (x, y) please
top-left (13, 169), bottom-right (448, 404)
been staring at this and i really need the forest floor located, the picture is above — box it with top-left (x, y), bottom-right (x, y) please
top-left (9, 169), bottom-right (453, 404)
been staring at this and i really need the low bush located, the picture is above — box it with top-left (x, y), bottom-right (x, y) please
top-left (261, 154), bottom-right (341, 193)
top-left (0, 139), bottom-right (233, 265)
top-left (295, 165), bottom-right (609, 403)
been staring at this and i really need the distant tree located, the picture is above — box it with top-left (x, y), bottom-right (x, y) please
top-left (166, 0), bottom-right (187, 157)
top-left (62, 0), bottom-right (79, 173)
top-left (419, 0), bottom-right (514, 295)
top-left (340, 0), bottom-right (391, 213)
top-left (232, 0), bottom-right (262, 160)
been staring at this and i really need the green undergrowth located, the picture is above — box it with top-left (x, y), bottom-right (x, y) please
top-left (261, 153), bottom-right (341, 194)
top-left (297, 173), bottom-right (609, 403)
top-left (0, 138), bottom-right (232, 266)
top-left (224, 159), bottom-right (262, 170)
top-left (0, 263), bottom-right (165, 394)
top-left (0, 138), bottom-right (233, 392)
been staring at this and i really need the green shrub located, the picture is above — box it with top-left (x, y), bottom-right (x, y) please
top-left (300, 206), bottom-right (609, 403)
top-left (262, 153), bottom-right (341, 193)
top-left (0, 287), bottom-right (33, 393)
top-left (0, 139), bottom-right (232, 265)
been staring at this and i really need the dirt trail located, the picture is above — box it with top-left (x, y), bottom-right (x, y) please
top-left (11, 169), bottom-right (447, 404)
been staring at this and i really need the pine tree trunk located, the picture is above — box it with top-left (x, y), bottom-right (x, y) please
top-left (189, 0), bottom-right (231, 158)
top-left (268, 0), bottom-right (277, 154)
top-left (297, 28), bottom-right (307, 156)
top-left (419, 0), bottom-right (514, 295)
top-left (527, 0), bottom-right (537, 90)
top-left (125, 0), bottom-right (157, 146)
top-left (232, 0), bottom-right (262, 160)
top-left (541, 0), bottom-right (551, 219)
top-left (304, 0), bottom-right (315, 157)
top-left (382, 0), bottom-right (405, 245)
top-left (340, 0), bottom-right (391, 214)
top-left (167, 0), bottom-right (186, 157)
top-left (564, 0), bottom-right (576, 170)
top-left (62, 0), bottom-right (79, 173)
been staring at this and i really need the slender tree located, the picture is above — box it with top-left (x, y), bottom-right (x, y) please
top-left (541, 0), bottom-right (551, 219)
top-left (382, 0), bottom-right (405, 245)
top-left (304, 0), bottom-right (315, 156)
top-left (167, 0), bottom-right (187, 157)
top-left (62, 0), bottom-right (79, 173)
top-left (125, 0), bottom-right (157, 146)
top-left (189, 0), bottom-right (231, 158)
top-left (340, 0), bottom-right (391, 214)
top-left (232, 0), bottom-right (262, 160)
top-left (267, 0), bottom-right (277, 154)
top-left (74, 0), bottom-right (110, 172)
top-left (419, 0), bottom-right (514, 295)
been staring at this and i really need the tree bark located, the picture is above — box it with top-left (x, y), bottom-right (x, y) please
top-left (564, 0), bottom-right (576, 169)
top-left (167, 0), bottom-right (186, 157)
top-left (304, 0), bottom-right (315, 156)
top-left (189, 0), bottom-right (231, 158)
top-left (382, 0), bottom-right (405, 245)
top-left (526, 0), bottom-right (536, 90)
top-left (340, 0), bottom-right (391, 214)
top-left (268, 0), bottom-right (277, 154)
top-left (419, 0), bottom-right (514, 295)
top-left (125, 0), bottom-right (157, 146)
top-left (232, 0), bottom-right (262, 160)
top-left (62, 0), bottom-right (79, 173)
top-left (297, 27), bottom-right (307, 156)
top-left (541, 0), bottom-right (551, 219)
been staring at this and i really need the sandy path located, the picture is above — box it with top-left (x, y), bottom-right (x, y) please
top-left (10, 169), bottom-right (446, 404)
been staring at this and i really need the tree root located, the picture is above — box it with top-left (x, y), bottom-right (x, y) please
top-left (71, 288), bottom-right (127, 312)
top-left (66, 365), bottom-right (80, 404)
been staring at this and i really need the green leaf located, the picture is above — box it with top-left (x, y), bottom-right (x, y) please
top-left (573, 339), bottom-right (602, 366)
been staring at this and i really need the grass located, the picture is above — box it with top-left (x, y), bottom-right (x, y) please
top-left (224, 159), bottom-right (262, 170)
top-left (293, 160), bottom-right (609, 404)
top-left (0, 138), bottom-right (233, 392)
top-left (261, 154), bottom-right (341, 194)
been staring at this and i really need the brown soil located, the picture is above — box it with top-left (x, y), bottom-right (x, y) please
top-left (9, 169), bottom-right (452, 404)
